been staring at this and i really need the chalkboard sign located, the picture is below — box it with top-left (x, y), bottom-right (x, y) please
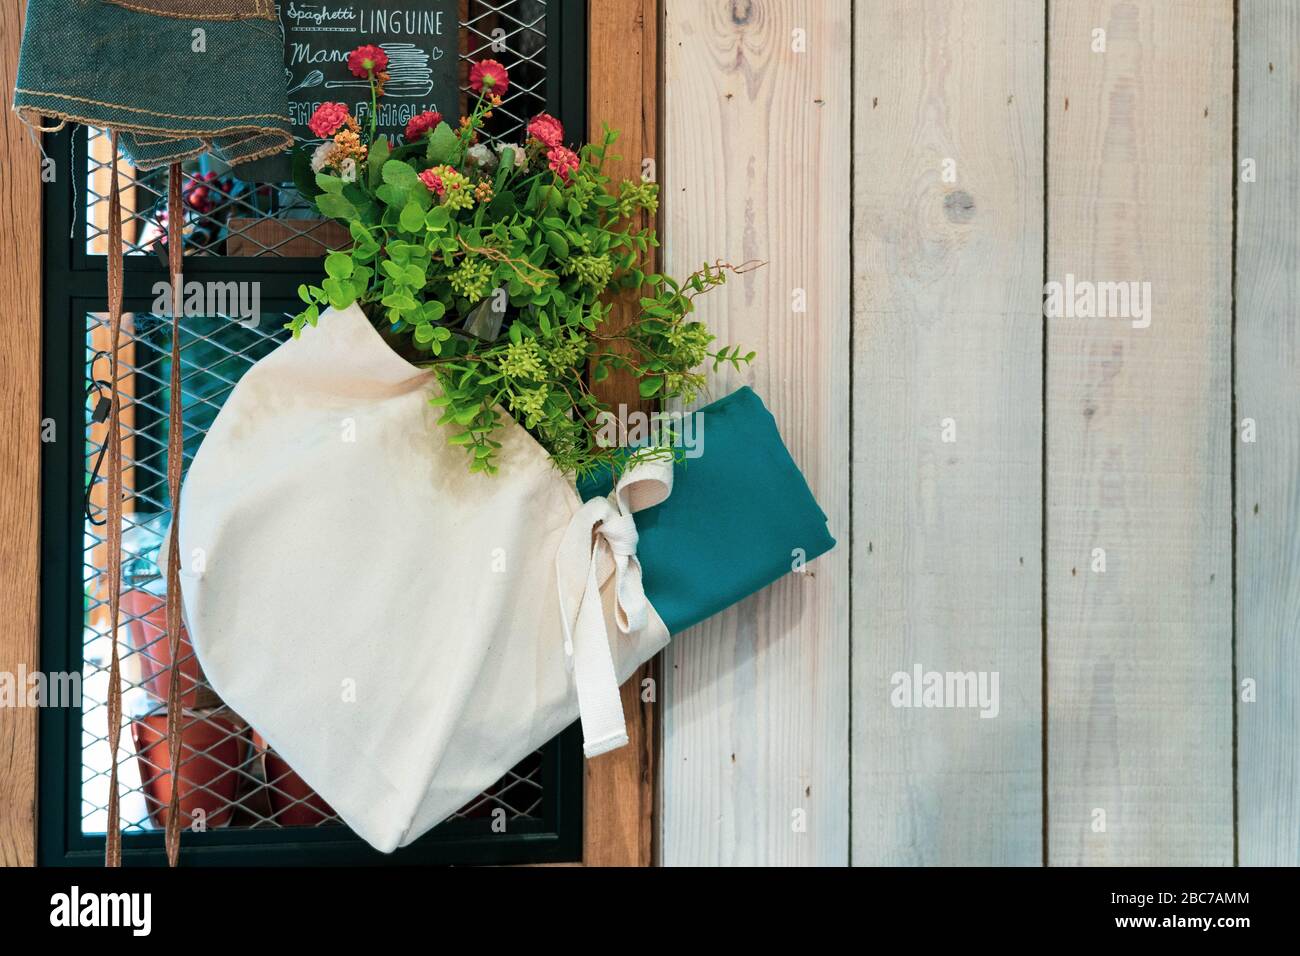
top-left (281, 1), bottom-right (461, 142)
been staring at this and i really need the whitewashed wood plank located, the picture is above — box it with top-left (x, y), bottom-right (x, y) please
top-left (1046, 0), bottom-right (1234, 865)
top-left (1237, 0), bottom-right (1300, 867)
top-left (851, 0), bottom-right (1045, 866)
top-left (659, 0), bottom-right (851, 866)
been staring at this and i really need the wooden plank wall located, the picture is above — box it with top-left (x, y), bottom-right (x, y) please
top-left (1045, 0), bottom-right (1233, 866)
top-left (1236, 0), bottom-right (1300, 867)
top-left (660, 0), bottom-right (852, 865)
top-left (659, 0), bottom-right (1297, 865)
top-left (852, 0), bottom-right (1044, 866)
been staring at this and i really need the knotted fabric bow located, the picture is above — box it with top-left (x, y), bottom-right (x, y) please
top-left (555, 457), bottom-right (673, 757)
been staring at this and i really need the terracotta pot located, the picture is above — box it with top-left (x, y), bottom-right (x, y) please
top-left (252, 731), bottom-right (335, 827)
top-left (121, 587), bottom-right (206, 710)
top-left (132, 709), bottom-right (245, 830)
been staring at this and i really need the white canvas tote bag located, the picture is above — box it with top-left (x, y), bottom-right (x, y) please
top-left (177, 303), bottom-right (671, 852)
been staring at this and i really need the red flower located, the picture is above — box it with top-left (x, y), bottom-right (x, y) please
top-left (527, 112), bottom-right (564, 149)
top-left (308, 102), bottom-right (350, 138)
top-left (469, 59), bottom-right (509, 96)
top-left (547, 145), bottom-right (580, 182)
top-left (348, 44), bottom-right (389, 78)
top-left (405, 110), bottom-right (443, 142)
top-left (418, 167), bottom-right (445, 197)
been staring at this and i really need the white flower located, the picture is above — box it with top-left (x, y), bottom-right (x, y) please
top-left (310, 141), bottom-right (337, 173)
top-left (494, 141), bottom-right (528, 169)
top-left (466, 143), bottom-right (498, 171)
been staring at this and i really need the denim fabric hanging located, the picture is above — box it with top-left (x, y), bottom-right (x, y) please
top-left (13, 0), bottom-right (291, 168)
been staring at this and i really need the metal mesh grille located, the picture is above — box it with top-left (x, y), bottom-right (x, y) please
top-left (80, 310), bottom-right (545, 835)
top-left (84, 0), bottom-right (549, 258)
top-left (462, 0), bottom-right (547, 135)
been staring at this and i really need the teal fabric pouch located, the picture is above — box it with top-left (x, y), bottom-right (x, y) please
top-left (578, 387), bottom-right (835, 635)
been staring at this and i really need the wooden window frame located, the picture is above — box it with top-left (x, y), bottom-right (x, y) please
top-left (0, 0), bottom-right (42, 871)
top-left (580, 0), bottom-right (660, 869)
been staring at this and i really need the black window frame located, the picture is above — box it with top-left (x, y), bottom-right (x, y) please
top-left (38, 0), bottom-right (588, 867)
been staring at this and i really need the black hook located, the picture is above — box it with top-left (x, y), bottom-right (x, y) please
top-left (85, 349), bottom-right (116, 527)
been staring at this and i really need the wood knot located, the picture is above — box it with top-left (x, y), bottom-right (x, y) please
top-left (943, 190), bottom-right (975, 223)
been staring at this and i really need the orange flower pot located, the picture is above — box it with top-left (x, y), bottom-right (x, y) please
top-left (121, 587), bottom-right (206, 710)
top-left (252, 731), bottom-right (335, 827)
top-left (132, 709), bottom-right (245, 830)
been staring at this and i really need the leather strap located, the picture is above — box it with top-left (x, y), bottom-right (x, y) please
top-left (163, 163), bottom-right (185, 867)
top-left (103, 156), bottom-right (187, 866)
top-left (104, 133), bottom-right (125, 868)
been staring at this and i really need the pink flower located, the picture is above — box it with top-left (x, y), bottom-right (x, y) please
top-left (527, 112), bottom-right (564, 149)
top-left (308, 102), bottom-right (350, 139)
top-left (418, 167), bottom-right (445, 197)
top-left (347, 44), bottom-right (389, 78)
top-left (405, 110), bottom-right (443, 142)
top-left (547, 146), bottom-right (580, 182)
top-left (469, 59), bottom-right (509, 95)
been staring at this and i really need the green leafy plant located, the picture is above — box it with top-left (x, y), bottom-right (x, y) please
top-left (292, 51), bottom-right (755, 477)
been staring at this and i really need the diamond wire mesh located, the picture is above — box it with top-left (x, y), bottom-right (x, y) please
top-left (80, 0), bottom-right (553, 838)
top-left (81, 310), bottom-right (547, 835)
top-left (84, 0), bottom-right (549, 259)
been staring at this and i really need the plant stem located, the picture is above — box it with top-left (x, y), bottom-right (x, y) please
top-left (368, 72), bottom-right (379, 144)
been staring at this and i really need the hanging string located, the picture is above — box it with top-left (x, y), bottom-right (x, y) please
top-left (104, 132), bottom-right (125, 868)
top-left (68, 131), bottom-right (77, 241)
top-left (164, 162), bottom-right (186, 868)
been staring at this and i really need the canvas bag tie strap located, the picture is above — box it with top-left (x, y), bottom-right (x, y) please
top-left (555, 457), bottom-right (672, 757)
